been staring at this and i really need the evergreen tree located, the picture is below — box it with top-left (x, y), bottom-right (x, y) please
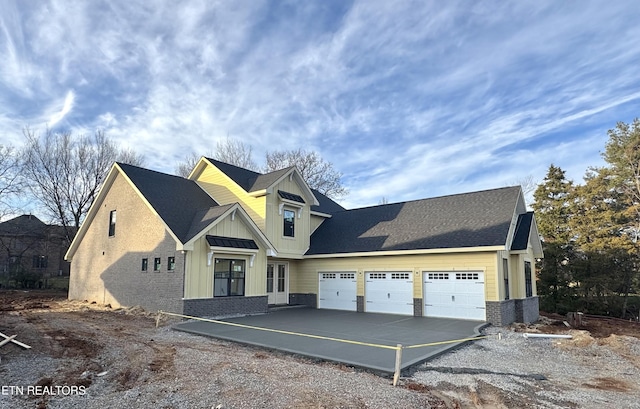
top-left (532, 165), bottom-right (575, 313)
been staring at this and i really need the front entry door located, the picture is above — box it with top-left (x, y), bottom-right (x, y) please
top-left (267, 263), bottom-right (288, 305)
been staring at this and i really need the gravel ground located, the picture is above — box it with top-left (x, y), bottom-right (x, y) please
top-left (2, 291), bottom-right (640, 408)
top-left (410, 326), bottom-right (640, 408)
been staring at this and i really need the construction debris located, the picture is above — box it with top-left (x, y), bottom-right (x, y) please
top-left (523, 333), bottom-right (573, 339)
top-left (0, 330), bottom-right (31, 349)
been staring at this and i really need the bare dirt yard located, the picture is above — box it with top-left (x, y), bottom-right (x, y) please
top-left (1, 290), bottom-right (639, 408)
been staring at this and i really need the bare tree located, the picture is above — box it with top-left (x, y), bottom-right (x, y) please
top-left (265, 148), bottom-right (348, 199)
top-left (508, 174), bottom-right (537, 207)
top-left (0, 145), bottom-right (23, 220)
top-left (215, 137), bottom-right (258, 171)
top-left (117, 148), bottom-right (146, 167)
top-left (175, 152), bottom-right (203, 178)
top-left (21, 128), bottom-right (144, 241)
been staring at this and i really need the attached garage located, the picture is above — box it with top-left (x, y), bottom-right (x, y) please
top-left (423, 271), bottom-right (486, 320)
top-left (318, 272), bottom-right (357, 311)
top-left (365, 272), bottom-right (413, 315)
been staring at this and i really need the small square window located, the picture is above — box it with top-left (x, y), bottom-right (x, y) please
top-left (154, 257), bottom-right (161, 271)
top-left (168, 256), bottom-right (175, 271)
top-left (141, 258), bottom-right (148, 272)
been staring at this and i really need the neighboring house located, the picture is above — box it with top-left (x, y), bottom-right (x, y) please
top-left (0, 215), bottom-right (71, 287)
top-left (66, 158), bottom-right (543, 325)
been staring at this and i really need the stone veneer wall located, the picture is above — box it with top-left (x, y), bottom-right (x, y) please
top-left (356, 295), bottom-right (364, 312)
top-left (182, 296), bottom-right (268, 318)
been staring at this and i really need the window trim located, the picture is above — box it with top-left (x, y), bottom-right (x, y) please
top-left (524, 260), bottom-right (533, 298)
top-left (283, 208), bottom-right (295, 238)
top-left (213, 258), bottom-right (246, 297)
top-left (503, 258), bottom-right (510, 300)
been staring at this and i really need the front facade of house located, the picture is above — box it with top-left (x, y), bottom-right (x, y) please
top-left (66, 158), bottom-right (543, 325)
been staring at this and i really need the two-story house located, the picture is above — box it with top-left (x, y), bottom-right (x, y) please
top-left (0, 214), bottom-right (71, 287)
top-left (66, 157), bottom-right (543, 325)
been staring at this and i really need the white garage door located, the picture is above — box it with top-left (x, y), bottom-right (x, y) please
top-left (318, 272), bottom-right (357, 311)
top-left (423, 272), bottom-right (486, 320)
top-left (365, 272), bottom-right (414, 315)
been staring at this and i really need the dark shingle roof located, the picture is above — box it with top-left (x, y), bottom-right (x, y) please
top-left (307, 186), bottom-right (521, 255)
top-left (511, 212), bottom-right (533, 251)
top-left (206, 158), bottom-right (345, 215)
top-left (118, 163), bottom-right (220, 244)
top-left (0, 215), bottom-right (47, 235)
top-left (205, 158), bottom-right (292, 192)
top-left (311, 188), bottom-right (345, 214)
top-left (206, 235), bottom-right (259, 250)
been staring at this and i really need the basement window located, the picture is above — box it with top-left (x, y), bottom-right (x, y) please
top-left (108, 210), bottom-right (116, 237)
top-left (167, 256), bottom-right (175, 271)
top-left (154, 257), bottom-right (161, 271)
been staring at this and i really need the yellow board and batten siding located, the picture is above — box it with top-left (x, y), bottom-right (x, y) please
top-left (183, 214), bottom-right (267, 299)
top-left (192, 164), bottom-right (267, 230)
top-left (295, 251), bottom-right (500, 303)
top-left (264, 176), bottom-right (311, 259)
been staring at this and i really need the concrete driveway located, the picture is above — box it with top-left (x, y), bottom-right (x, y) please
top-left (173, 308), bottom-right (486, 373)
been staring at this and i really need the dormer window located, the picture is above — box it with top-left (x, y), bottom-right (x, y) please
top-left (284, 209), bottom-right (295, 237)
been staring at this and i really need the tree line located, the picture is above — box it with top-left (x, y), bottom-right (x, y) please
top-left (532, 119), bottom-right (640, 319)
top-left (0, 128), bottom-right (348, 243)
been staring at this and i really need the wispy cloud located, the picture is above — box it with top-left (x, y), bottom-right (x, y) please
top-left (1, 0), bottom-right (639, 208)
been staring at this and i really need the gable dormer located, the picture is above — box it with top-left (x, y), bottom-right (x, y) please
top-left (188, 157), bottom-right (320, 257)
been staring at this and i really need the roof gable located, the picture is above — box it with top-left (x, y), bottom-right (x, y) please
top-left (196, 157), bottom-right (326, 208)
top-left (0, 215), bottom-right (47, 235)
top-left (307, 186), bottom-right (522, 255)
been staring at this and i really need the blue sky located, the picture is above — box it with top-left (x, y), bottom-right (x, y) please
top-left (1, 1), bottom-right (639, 209)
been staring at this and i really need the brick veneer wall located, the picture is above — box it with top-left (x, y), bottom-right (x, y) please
top-left (183, 296), bottom-right (268, 318)
top-left (289, 293), bottom-right (317, 308)
top-left (69, 173), bottom-right (185, 314)
top-left (515, 296), bottom-right (539, 323)
top-left (486, 300), bottom-right (516, 326)
top-left (413, 298), bottom-right (423, 317)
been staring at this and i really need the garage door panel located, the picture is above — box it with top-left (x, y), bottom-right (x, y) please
top-left (423, 271), bottom-right (485, 321)
top-left (318, 272), bottom-right (357, 311)
top-left (365, 272), bottom-right (413, 315)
